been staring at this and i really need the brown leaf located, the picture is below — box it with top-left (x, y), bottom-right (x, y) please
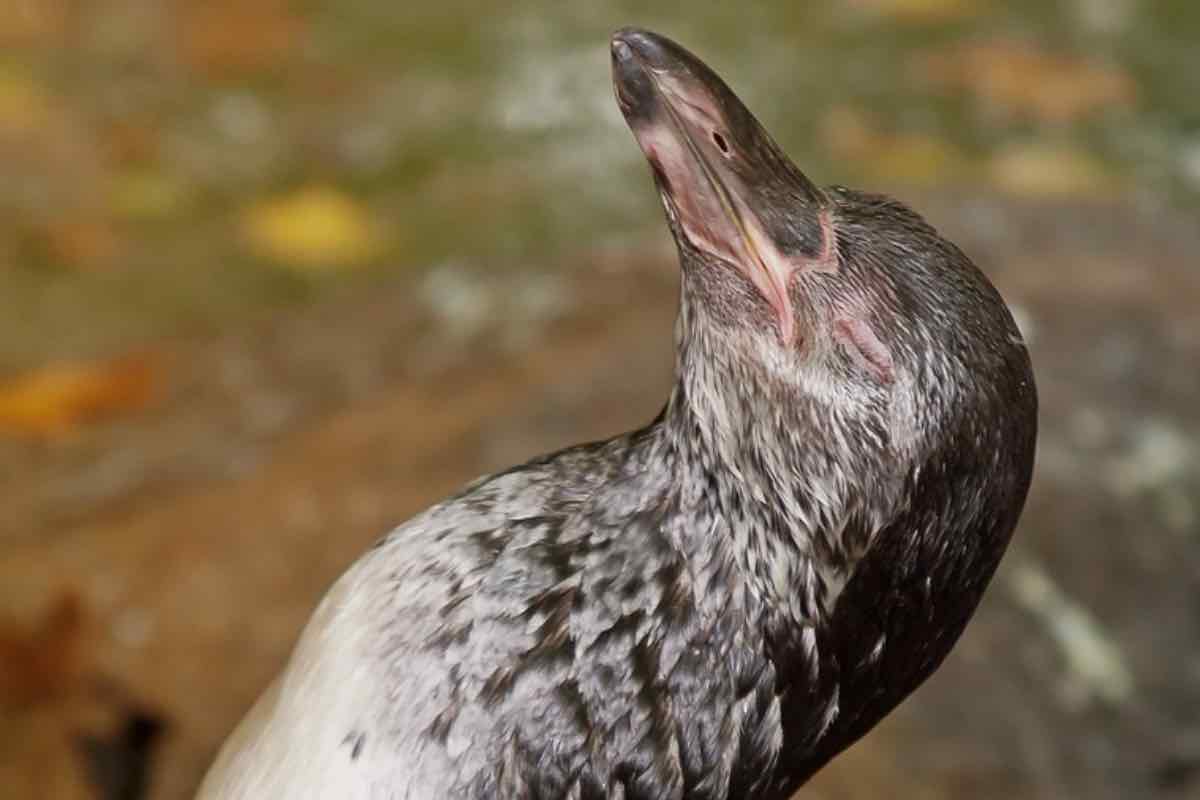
top-left (915, 40), bottom-right (1137, 124)
top-left (0, 353), bottom-right (163, 440)
top-left (176, 0), bottom-right (303, 77)
top-left (103, 118), bottom-right (162, 167)
top-left (0, 592), bottom-right (90, 707)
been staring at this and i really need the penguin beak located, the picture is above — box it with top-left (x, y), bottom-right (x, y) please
top-left (611, 28), bottom-right (830, 345)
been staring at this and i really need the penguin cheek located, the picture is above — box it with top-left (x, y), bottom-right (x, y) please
top-left (834, 317), bottom-right (895, 386)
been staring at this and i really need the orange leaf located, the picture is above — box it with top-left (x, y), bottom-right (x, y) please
top-left (39, 217), bottom-right (124, 272)
top-left (0, 353), bottom-right (163, 440)
top-left (0, 0), bottom-right (72, 47)
top-left (177, 0), bottom-right (303, 77)
top-left (915, 40), bottom-right (1137, 124)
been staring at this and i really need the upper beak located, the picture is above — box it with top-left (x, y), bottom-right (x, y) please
top-left (611, 28), bottom-right (667, 118)
top-left (610, 28), bottom-right (803, 343)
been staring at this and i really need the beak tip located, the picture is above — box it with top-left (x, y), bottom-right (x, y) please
top-left (611, 27), bottom-right (645, 48)
top-left (611, 28), bottom-right (669, 65)
top-left (610, 36), bottom-right (634, 69)
top-left (611, 29), bottom-right (659, 119)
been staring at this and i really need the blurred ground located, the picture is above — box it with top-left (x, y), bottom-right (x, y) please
top-left (2, 2), bottom-right (1199, 799)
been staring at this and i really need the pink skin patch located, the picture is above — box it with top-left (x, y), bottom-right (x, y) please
top-left (835, 317), bottom-right (895, 384)
top-left (810, 209), bottom-right (838, 274)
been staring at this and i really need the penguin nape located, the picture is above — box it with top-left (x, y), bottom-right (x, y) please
top-left (198, 28), bottom-right (1037, 800)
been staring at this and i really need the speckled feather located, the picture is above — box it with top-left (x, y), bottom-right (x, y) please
top-left (196, 30), bottom-right (1037, 800)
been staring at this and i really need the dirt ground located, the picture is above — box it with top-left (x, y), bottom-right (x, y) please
top-left (1, 190), bottom-right (1198, 800)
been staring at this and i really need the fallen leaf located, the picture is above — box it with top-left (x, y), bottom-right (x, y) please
top-left (110, 170), bottom-right (190, 221)
top-left (0, 592), bottom-right (89, 707)
top-left (864, 133), bottom-right (971, 184)
top-left (819, 106), bottom-right (878, 158)
top-left (821, 105), bottom-right (971, 185)
top-left (989, 142), bottom-right (1119, 197)
top-left (37, 218), bottom-right (125, 271)
top-left (915, 40), bottom-right (1137, 124)
top-left (176, 0), bottom-right (303, 77)
top-left (849, 0), bottom-right (983, 23)
top-left (242, 185), bottom-right (382, 271)
top-left (103, 119), bottom-right (162, 167)
top-left (0, 353), bottom-right (162, 440)
top-left (0, 68), bottom-right (54, 136)
top-left (0, 0), bottom-right (72, 46)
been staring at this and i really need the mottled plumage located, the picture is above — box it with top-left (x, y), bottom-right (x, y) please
top-left (198, 29), bottom-right (1037, 800)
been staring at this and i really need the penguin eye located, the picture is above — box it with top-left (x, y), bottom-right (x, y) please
top-left (711, 130), bottom-right (731, 156)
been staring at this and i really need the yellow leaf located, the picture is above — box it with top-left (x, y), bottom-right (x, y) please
top-left (0, 68), bottom-right (53, 135)
top-left (110, 170), bottom-right (190, 221)
top-left (821, 106), bottom-right (970, 186)
top-left (242, 186), bottom-right (381, 271)
top-left (0, 354), bottom-right (162, 440)
top-left (916, 41), bottom-right (1137, 124)
top-left (989, 143), bottom-right (1118, 197)
top-left (867, 133), bottom-right (970, 185)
